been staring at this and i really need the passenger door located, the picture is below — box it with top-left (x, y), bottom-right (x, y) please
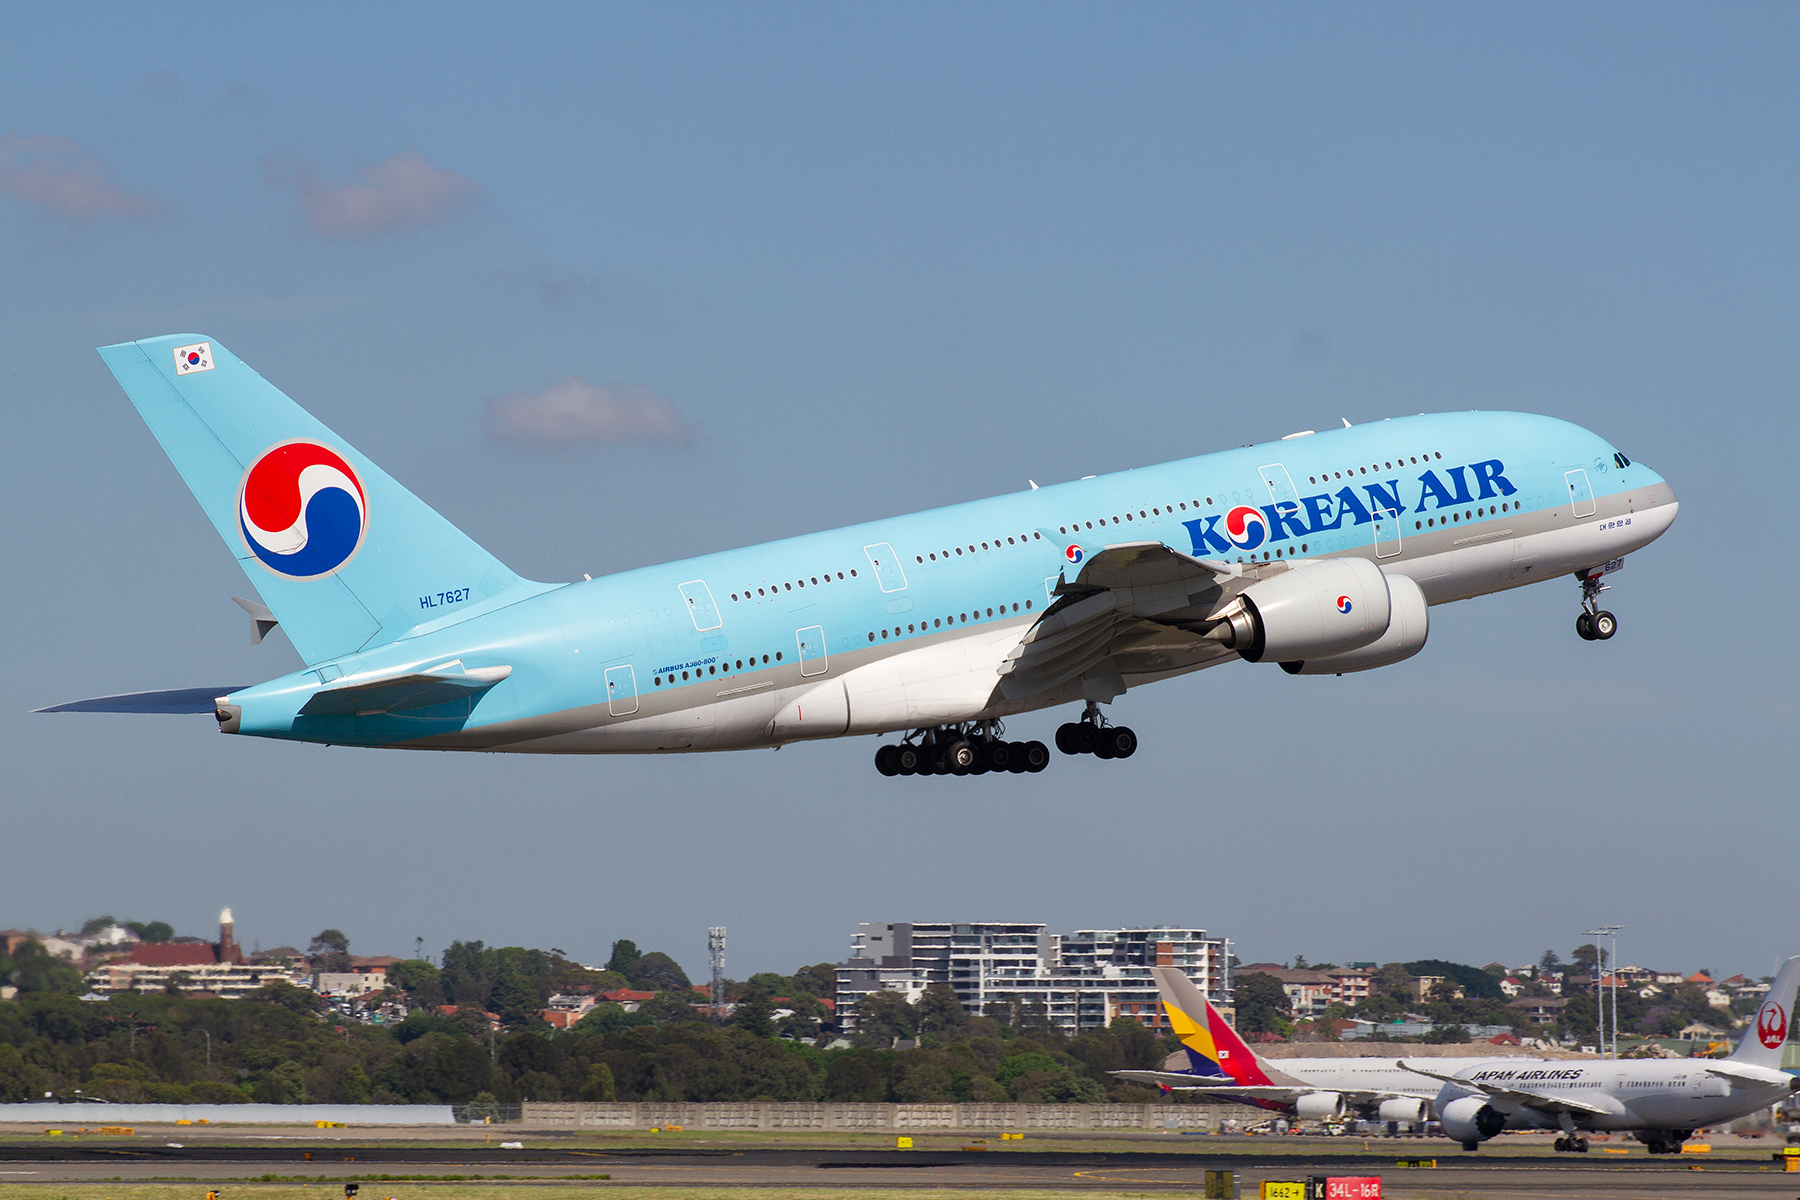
top-left (1370, 505), bottom-right (1403, 559)
top-left (796, 625), bottom-right (828, 677)
top-left (1564, 469), bottom-right (1597, 518)
top-left (678, 580), bottom-right (722, 632)
top-left (863, 543), bottom-right (908, 593)
top-left (604, 665), bottom-right (638, 716)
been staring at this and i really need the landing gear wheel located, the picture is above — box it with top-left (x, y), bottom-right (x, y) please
top-left (1094, 736), bottom-right (1116, 760)
top-left (944, 739), bottom-right (976, 774)
top-left (1055, 723), bottom-right (1081, 755)
top-left (894, 745), bottom-right (921, 775)
top-left (1022, 741), bottom-right (1050, 772)
top-left (1461, 1140), bottom-right (1479, 1152)
top-left (1574, 1138), bottom-right (1589, 1153)
top-left (1103, 726), bottom-right (1138, 758)
top-left (875, 745), bottom-right (899, 776)
top-left (1006, 743), bottom-right (1030, 774)
top-left (1591, 610), bottom-right (1616, 640)
top-left (1073, 722), bottom-right (1101, 754)
top-left (1575, 612), bottom-right (1595, 640)
top-left (986, 741), bottom-right (1014, 772)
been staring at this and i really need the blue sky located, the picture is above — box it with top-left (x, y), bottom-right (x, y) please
top-left (3, 3), bottom-right (1796, 984)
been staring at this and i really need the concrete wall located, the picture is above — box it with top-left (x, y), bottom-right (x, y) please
top-left (0, 1103), bottom-right (454, 1125)
top-left (521, 1101), bottom-right (1217, 1131)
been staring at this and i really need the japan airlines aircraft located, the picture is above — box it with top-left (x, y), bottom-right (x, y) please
top-left (1111, 966), bottom-right (1549, 1126)
top-left (1409, 954), bottom-right (1800, 1154)
top-left (41, 334), bottom-right (1679, 774)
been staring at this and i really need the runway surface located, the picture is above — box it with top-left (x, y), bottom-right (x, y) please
top-left (5, 1142), bottom-right (1800, 1197)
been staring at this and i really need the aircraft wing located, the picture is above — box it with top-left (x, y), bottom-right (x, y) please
top-left (1396, 1061), bottom-right (1610, 1116)
top-left (999, 541), bottom-right (1257, 700)
top-left (298, 661), bottom-right (511, 716)
top-left (35, 687), bottom-right (247, 714)
top-left (1112, 1070), bottom-right (1416, 1104)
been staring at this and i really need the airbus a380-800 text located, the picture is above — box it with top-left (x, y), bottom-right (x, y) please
top-left (41, 334), bottom-right (1679, 775)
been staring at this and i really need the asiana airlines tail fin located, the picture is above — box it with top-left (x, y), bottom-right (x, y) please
top-left (96, 335), bottom-right (554, 665)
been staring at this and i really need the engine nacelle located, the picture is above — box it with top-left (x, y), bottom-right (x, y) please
top-left (1439, 1095), bottom-right (1507, 1145)
top-left (1294, 1091), bottom-right (1347, 1121)
top-left (1376, 1097), bottom-right (1430, 1124)
top-left (1280, 572), bottom-right (1429, 675)
top-left (1211, 557), bottom-right (1392, 664)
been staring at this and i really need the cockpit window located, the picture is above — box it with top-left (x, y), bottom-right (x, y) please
top-left (1613, 452), bottom-right (1631, 468)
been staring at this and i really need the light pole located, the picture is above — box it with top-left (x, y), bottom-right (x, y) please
top-left (1584, 925), bottom-right (1624, 1057)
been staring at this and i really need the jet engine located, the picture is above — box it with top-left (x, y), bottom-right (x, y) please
top-left (1208, 557), bottom-right (1392, 664)
top-left (1294, 1092), bottom-right (1347, 1121)
top-left (1279, 573), bottom-right (1429, 675)
top-left (1439, 1095), bottom-right (1507, 1146)
top-left (1376, 1097), bottom-right (1431, 1124)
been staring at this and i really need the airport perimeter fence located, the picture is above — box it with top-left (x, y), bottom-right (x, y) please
top-left (519, 1101), bottom-right (1219, 1131)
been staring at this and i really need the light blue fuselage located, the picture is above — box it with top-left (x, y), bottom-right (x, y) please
top-left (226, 410), bottom-right (1675, 752)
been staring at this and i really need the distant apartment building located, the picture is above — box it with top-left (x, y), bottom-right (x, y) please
top-left (81, 908), bottom-right (301, 1000)
top-left (835, 921), bottom-right (1230, 1033)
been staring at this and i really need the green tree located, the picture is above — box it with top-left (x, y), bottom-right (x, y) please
top-left (308, 929), bottom-right (352, 973)
top-left (580, 1062), bottom-right (617, 1101)
top-left (625, 952), bottom-right (690, 993)
top-left (1538, 950), bottom-right (1563, 975)
top-left (572, 1003), bottom-right (651, 1037)
top-left (385, 959), bottom-right (446, 1008)
top-left (607, 939), bottom-right (642, 975)
top-left (127, 920), bottom-right (174, 944)
top-left (638, 993), bottom-right (704, 1026)
top-left (852, 989), bottom-right (916, 1046)
top-left (1233, 972), bottom-right (1292, 1035)
top-left (792, 963), bottom-right (836, 999)
top-left (1570, 944), bottom-right (1603, 977)
top-left (732, 994), bottom-right (776, 1038)
top-left (4, 941), bottom-right (83, 994)
top-left (79, 915), bottom-right (120, 936)
top-left (914, 984), bottom-right (969, 1033)
top-left (823, 1053), bottom-right (883, 1100)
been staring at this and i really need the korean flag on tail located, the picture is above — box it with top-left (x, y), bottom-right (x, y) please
top-left (173, 342), bottom-right (214, 374)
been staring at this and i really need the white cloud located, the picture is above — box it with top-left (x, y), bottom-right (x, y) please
top-left (486, 378), bottom-right (696, 447)
top-left (275, 149), bottom-right (479, 237)
top-left (0, 133), bottom-right (161, 219)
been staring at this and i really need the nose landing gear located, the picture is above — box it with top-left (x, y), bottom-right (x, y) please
top-left (1055, 702), bottom-right (1138, 759)
top-left (1575, 568), bottom-right (1617, 641)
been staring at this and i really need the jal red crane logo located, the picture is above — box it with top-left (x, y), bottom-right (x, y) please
top-left (1757, 1000), bottom-right (1787, 1050)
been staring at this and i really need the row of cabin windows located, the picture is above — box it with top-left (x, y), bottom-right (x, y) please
top-left (1047, 453), bottom-right (1445, 536)
top-left (1307, 451), bottom-right (1442, 485)
top-left (653, 652), bottom-right (782, 686)
top-left (868, 600), bottom-right (1033, 642)
top-left (730, 571), bottom-right (857, 603)
top-left (916, 532), bottom-right (1043, 563)
top-left (1418, 502), bottom-right (1511, 529)
top-left (1059, 503), bottom-right (1196, 535)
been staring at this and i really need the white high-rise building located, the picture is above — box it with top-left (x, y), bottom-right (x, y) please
top-left (836, 921), bottom-right (1230, 1033)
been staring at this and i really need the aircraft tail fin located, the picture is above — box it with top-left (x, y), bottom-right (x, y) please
top-left (98, 335), bottom-right (550, 665)
top-left (1149, 966), bottom-right (1275, 1085)
top-left (1727, 954), bottom-right (1800, 1069)
top-left (94, 336), bottom-right (547, 665)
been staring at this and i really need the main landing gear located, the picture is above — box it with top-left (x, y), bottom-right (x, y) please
top-left (874, 722), bottom-right (1049, 778)
top-left (1553, 1135), bottom-right (1590, 1153)
top-left (1575, 568), bottom-right (1617, 641)
top-left (1055, 702), bottom-right (1138, 760)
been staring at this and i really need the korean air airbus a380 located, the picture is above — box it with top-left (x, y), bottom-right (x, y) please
top-left (41, 334), bottom-right (1679, 775)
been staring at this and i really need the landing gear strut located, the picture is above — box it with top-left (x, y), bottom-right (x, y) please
top-left (1055, 701), bottom-right (1138, 760)
top-left (873, 722), bottom-right (1049, 778)
top-left (1575, 568), bottom-right (1617, 641)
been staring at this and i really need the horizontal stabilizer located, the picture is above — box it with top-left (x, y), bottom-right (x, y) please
top-left (232, 596), bottom-right (280, 645)
top-left (299, 661), bottom-right (511, 716)
top-left (35, 687), bottom-right (243, 715)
